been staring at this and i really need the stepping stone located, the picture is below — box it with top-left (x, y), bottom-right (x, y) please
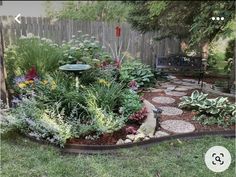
top-left (159, 106), bottom-right (183, 116)
top-left (180, 86), bottom-right (196, 90)
top-left (161, 84), bottom-right (177, 88)
top-left (174, 87), bottom-right (189, 91)
top-left (150, 88), bottom-right (164, 93)
top-left (181, 82), bottom-right (197, 86)
top-left (152, 96), bottom-right (176, 104)
top-left (172, 81), bottom-right (183, 85)
top-left (167, 75), bottom-right (177, 79)
top-left (182, 79), bottom-right (197, 83)
top-left (155, 131), bottom-right (170, 138)
top-left (161, 120), bottom-right (195, 133)
top-left (167, 86), bottom-right (176, 91)
top-left (164, 90), bottom-right (187, 97)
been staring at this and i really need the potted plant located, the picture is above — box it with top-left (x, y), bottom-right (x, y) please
top-left (213, 80), bottom-right (228, 92)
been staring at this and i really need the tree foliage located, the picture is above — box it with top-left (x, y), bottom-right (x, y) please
top-left (45, 1), bottom-right (131, 22)
top-left (127, 1), bottom-right (235, 46)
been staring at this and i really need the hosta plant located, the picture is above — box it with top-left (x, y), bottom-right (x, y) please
top-left (179, 90), bottom-right (236, 127)
top-left (119, 60), bottom-right (155, 88)
top-left (179, 90), bottom-right (208, 110)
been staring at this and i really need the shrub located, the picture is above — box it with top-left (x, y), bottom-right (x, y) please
top-left (60, 33), bottom-right (111, 66)
top-left (119, 59), bottom-right (155, 88)
top-left (5, 34), bottom-right (63, 84)
top-left (179, 90), bottom-right (236, 127)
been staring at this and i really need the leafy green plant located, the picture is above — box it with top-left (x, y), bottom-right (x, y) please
top-left (179, 90), bottom-right (208, 110)
top-left (120, 89), bottom-right (143, 118)
top-left (1, 98), bottom-right (71, 147)
top-left (119, 60), bottom-right (155, 88)
top-left (86, 81), bottom-right (124, 112)
top-left (85, 90), bottom-right (126, 133)
top-left (5, 34), bottom-right (63, 83)
top-left (179, 90), bottom-right (236, 127)
top-left (60, 33), bottom-right (111, 66)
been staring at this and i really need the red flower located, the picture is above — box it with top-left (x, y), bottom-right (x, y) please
top-left (25, 66), bottom-right (38, 81)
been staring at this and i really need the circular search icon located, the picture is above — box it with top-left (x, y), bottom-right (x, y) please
top-left (205, 146), bottom-right (231, 172)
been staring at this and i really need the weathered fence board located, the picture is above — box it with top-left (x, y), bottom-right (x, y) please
top-left (0, 16), bottom-right (181, 66)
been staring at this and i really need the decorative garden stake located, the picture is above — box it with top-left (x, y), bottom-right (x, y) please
top-left (153, 107), bottom-right (163, 135)
top-left (115, 26), bottom-right (121, 66)
top-left (115, 26), bottom-right (121, 37)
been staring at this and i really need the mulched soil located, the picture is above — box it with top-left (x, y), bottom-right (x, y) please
top-left (67, 124), bottom-right (140, 145)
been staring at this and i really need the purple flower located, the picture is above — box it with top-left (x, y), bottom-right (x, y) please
top-left (14, 76), bottom-right (25, 85)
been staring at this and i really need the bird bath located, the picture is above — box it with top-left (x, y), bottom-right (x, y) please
top-left (59, 64), bottom-right (91, 89)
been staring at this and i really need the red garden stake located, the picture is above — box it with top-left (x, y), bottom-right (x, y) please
top-left (115, 26), bottom-right (121, 37)
top-left (115, 26), bottom-right (121, 65)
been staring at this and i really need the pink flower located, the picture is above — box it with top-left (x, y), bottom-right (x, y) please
top-left (125, 126), bottom-right (137, 134)
top-left (128, 80), bottom-right (138, 91)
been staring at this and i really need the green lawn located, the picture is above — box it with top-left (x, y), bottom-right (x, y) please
top-left (1, 135), bottom-right (235, 177)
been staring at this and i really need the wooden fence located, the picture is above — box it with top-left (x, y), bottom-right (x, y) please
top-left (0, 16), bottom-right (181, 66)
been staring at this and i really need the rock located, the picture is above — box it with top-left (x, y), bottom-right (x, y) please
top-left (137, 100), bottom-right (156, 135)
top-left (116, 139), bottom-right (124, 145)
top-left (126, 134), bottom-right (135, 141)
top-left (124, 139), bottom-right (132, 144)
top-left (148, 133), bottom-right (154, 138)
top-left (154, 131), bottom-right (170, 138)
top-left (133, 133), bottom-right (145, 142)
top-left (144, 136), bottom-right (150, 140)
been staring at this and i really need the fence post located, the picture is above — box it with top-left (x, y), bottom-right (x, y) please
top-left (0, 21), bottom-right (8, 105)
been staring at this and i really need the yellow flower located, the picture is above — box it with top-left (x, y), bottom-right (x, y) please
top-left (51, 80), bottom-right (56, 90)
top-left (24, 80), bottom-right (33, 85)
top-left (42, 80), bottom-right (48, 85)
top-left (98, 79), bottom-right (110, 87)
top-left (18, 83), bottom-right (27, 88)
top-left (28, 80), bottom-right (34, 84)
